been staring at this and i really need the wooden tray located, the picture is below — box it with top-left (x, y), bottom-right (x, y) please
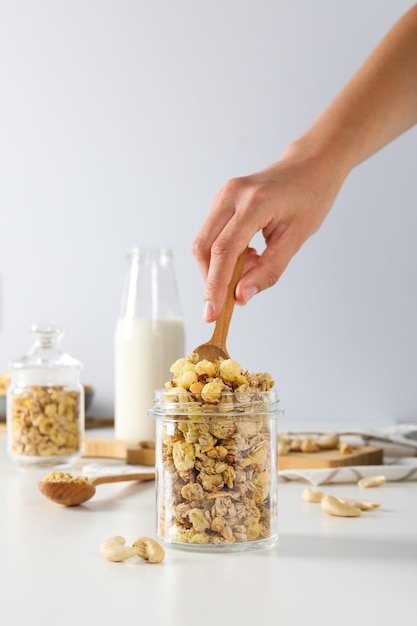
top-left (278, 445), bottom-right (383, 470)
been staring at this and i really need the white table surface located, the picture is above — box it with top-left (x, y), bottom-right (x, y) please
top-left (0, 426), bottom-right (416, 626)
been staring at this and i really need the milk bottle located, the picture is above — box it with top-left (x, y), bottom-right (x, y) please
top-left (114, 248), bottom-right (185, 442)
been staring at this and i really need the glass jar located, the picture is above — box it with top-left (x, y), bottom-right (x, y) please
top-left (150, 388), bottom-right (282, 552)
top-left (114, 247), bottom-right (185, 443)
top-left (7, 322), bottom-right (84, 466)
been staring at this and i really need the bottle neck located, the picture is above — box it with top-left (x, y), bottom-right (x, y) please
top-left (120, 247), bottom-right (182, 320)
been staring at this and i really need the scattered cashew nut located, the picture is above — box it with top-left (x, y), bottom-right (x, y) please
top-left (321, 495), bottom-right (361, 517)
top-left (100, 536), bottom-right (140, 562)
top-left (357, 475), bottom-right (386, 489)
top-left (133, 536), bottom-right (165, 563)
top-left (317, 433), bottom-right (340, 449)
top-left (278, 440), bottom-right (290, 456)
top-left (289, 437), bottom-right (302, 452)
top-left (339, 497), bottom-right (380, 511)
top-left (302, 487), bottom-right (324, 503)
top-left (300, 437), bottom-right (320, 453)
top-left (101, 535), bottom-right (165, 564)
top-left (338, 442), bottom-right (353, 455)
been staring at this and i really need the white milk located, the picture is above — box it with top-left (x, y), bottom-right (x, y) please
top-left (114, 317), bottom-right (185, 442)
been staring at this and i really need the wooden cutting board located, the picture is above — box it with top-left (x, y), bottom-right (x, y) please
top-left (278, 445), bottom-right (383, 470)
top-left (82, 437), bottom-right (155, 466)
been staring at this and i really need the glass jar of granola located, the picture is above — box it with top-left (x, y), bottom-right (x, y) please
top-left (7, 322), bottom-right (84, 466)
top-left (149, 354), bottom-right (283, 552)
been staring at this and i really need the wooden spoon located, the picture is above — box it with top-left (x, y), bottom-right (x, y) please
top-left (194, 249), bottom-right (247, 362)
top-left (38, 471), bottom-right (155, 506)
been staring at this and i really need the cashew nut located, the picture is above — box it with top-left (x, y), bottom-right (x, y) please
top-left (100, 536), bottom-right (140, 562)
top-left (338, 442), bottom-right (353, 455)
top-left (277, 440), bottom-right (290, 456)
top-left (339, 497), bottom-right (380, 511)
top-left (289, 437), bottom-right (302, 451)
top-left (321, 495), bottom-right (361, 517)
top-left (317, 433), bottom-right (340, 449)
top-left (302, 487), bottom-right (324, 503)
top-left (357, 475), bottom-right (386, 489)
top-left (300, 437), bottom-right (320, 453)
top-left (132, 537), bottom-right (165, 563)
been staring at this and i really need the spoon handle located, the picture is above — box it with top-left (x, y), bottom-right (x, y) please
top-left (91, 472), bottom-right (155, 486)
top-left (209, 248), bottom-right (247, 350)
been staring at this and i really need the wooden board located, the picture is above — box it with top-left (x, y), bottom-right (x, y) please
top-left (85, 416), bottom-right (114, 430)
top-left (82, 438), bottom-right (127, 459)
top-left (278, 445), bottom-right (383, 470)
top-left (82, 437), bottom-right (155, 466)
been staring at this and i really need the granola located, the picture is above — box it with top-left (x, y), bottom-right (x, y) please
top-left (10, 386), bottom-right (81, 458)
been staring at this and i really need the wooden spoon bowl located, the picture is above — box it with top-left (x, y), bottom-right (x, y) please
top-left (38, 471), bottom-right (155, 506)
top-left (194, 249), bottom-right (247, 362)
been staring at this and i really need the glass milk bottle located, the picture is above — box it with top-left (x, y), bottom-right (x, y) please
top-left (114, 247), bottom-right (185, 443)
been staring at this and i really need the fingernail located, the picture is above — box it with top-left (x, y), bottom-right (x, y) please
top-left (242, 286), bottom-right (258, 303)
top-left (204, 300), bottom-right (215, 322)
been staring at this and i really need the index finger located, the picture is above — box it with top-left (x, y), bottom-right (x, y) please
top-left (203, 210), bottom-right (255, 321)
top-left (192, 184), bottom-right (239, 278)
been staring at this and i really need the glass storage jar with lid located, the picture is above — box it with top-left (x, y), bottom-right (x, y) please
top-left (7, 322), bottom-right (84, 466)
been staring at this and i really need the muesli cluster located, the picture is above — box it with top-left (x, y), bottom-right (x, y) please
top-left (42, 471), bottom-right (89, 484)
top-left (156, 353), bottom-right (277, 547)
top-left (9, 386), bottom-right (81, 458)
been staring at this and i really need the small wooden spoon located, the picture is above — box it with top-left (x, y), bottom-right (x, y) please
top-left (38, 471), bottom-right (155, 506)
top-left (194, 249), bottom-right (247, 362)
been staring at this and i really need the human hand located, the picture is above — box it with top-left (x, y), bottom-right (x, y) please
top-left (192, 142), bottom-right (348, 322)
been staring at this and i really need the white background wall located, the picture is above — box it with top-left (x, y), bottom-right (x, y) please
top-left (0, 0), bottom-right (416, 425)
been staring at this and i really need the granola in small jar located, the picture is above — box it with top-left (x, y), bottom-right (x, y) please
top-left (7, 322), bottom-right (84, 466)
top-left (149, 353), bottom-right (283, 552)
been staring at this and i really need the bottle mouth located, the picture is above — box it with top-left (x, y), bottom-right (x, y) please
top-left (128, 248), bottom-right (173, 263)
